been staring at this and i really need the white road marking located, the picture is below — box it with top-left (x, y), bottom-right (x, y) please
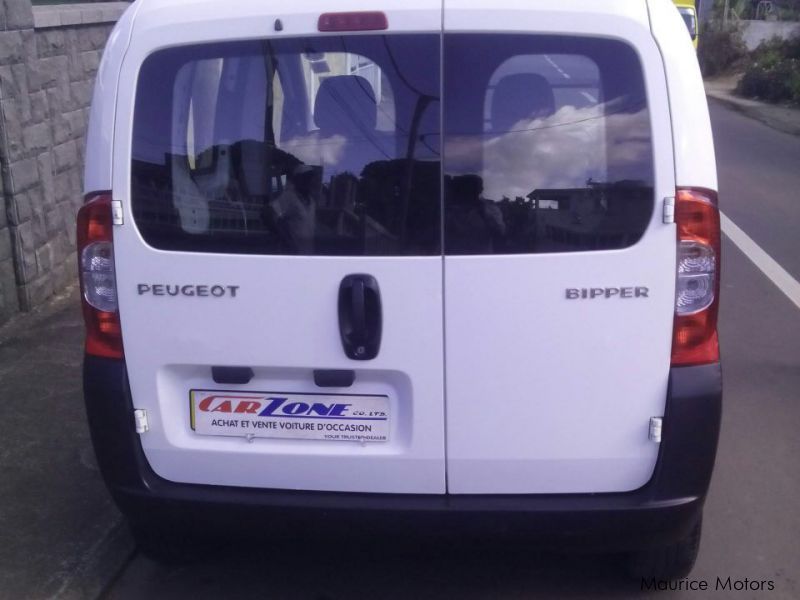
top-left (721, 211), bottom-right (800, 310)
top-left (580, 91), bottom-right (597, 103)
top-left (544, 55), bottom-right (571, 80)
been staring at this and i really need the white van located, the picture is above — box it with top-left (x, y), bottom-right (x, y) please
top-left (79, 0), bottom-right (722, 577)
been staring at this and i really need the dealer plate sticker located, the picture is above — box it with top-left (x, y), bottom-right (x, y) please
top-left (190, 390), bottom-right (389, 443)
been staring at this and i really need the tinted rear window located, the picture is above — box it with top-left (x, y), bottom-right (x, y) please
top-left (131, 34), bottom-right (654, 257)
top-left (443, 35), bottom-right (654, 255)
top-left (131, 35), bottom-right (441, 255)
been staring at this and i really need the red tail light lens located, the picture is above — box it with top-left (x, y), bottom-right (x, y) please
top-left (77, 194), bottom-right (123, 359)
top-left (671, 188), bottom-right (720, 366)
top-left (318, 12), bottom-right (388, 32)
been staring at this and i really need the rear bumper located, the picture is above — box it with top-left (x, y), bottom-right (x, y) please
top-left (83, 357), bottom-right (721, 551)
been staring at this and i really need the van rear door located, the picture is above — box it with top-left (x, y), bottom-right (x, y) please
top-left (442, 1), bottom-right (678, 493)
top-left (110, 7), bottom-right (446, 493)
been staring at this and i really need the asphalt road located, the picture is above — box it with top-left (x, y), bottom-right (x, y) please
top-left (103, 100), bottom-right (800, 599)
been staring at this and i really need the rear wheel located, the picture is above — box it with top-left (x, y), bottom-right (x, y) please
top-left (627, 517), bottom-right (702, 580)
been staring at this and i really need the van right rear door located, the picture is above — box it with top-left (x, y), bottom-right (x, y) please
top-left (442, 0), bottom-right (678, 494)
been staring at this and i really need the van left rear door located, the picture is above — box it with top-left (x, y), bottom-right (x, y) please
top-left (110, 7), bottom-right (446, 494)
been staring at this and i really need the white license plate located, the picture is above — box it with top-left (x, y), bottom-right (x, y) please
top-left (190, 390), bottom-right (390, 443)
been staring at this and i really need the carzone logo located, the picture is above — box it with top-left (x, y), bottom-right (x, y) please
top-left (197, 395), bottom-right (368, 419)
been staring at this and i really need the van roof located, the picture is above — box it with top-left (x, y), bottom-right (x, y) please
top-left (127, 0), bottom-right (652, 33)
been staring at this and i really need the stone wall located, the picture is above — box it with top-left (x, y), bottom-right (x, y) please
top-left (0, 1), bottom-right (127, 324)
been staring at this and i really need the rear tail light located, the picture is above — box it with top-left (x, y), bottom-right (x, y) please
top-left (671, 188), bottom-right (720, 366)
top-left (77, 194), bottom-right (123, 359)
top-left (318, 11), bottom-right (388, 32)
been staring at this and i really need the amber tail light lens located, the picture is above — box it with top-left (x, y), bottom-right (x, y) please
top-left (671, 188), bottom-right (720, 366)
top-left (77, 194), bottom-right (123, 359)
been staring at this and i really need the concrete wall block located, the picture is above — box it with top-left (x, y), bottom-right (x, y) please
top-left (66, 41), bottom-right (82, 81)
top-left (0, 227), bottom-right (11, 262)
top-left (29, 54), bottom-right (68, 92)
top-left (53, 218), bottom-right (73, 255)
top-left (31, 8), bottom-right (59, 30)
top-left (22, 121), bottom-right (50, 155)
top-left (52, 112), bottom-right (74, 145)
top-left (69, 79), bottom-right (94, 109)
top-left (35, 239), bottom-right (54, 273)
top-left (68, 169), bottom-right (82, 201)
top-left (60, 202), bottom-right (77, 246)
top-left (53, 139), bottom-right (78, 173)
top-left (55, 229), bottom-right (72, 264)
top-left (0, 259), bottom-right (21, 323)
top-left (12, 220), bottom-right (38, 284)
top-left (8, 190), bottom-right (31, 226)
top-left (80, 49), bottom-right (101, 78)
top-left (81, 6), bottom-right (105, 25)
top-left (8, 157), bottom-right (38, 193)
top-left (44, 204), bottom-right (64, 237)
top-left (18, 273), bottom-right (54, 310)
top-left (0, 30), bottom-right (23, 65)
top-left (89, 25), bottom-right (111, 51)
top-left (28, 91), bottom-right (47, 123)
top-left (63, 209), bottom-right (77, 247)
top-left (66, 107), bottom-right (85, 137)
top-left (20, 27), bottom-right (34, 56)
top-left (35, 29), bottom-right (66, 58)
top-left (61, 9), bottom-right (83, 27)
top-left (0, 64), bottom-right (22, 98)
top-left (76, 27), bottom-right (95, 52)
top-left (12, 61), bottom-right (30, 102)
top-left (76, 135), bottom-right (85, 164)
top-left (53, 170), bottom-right (72, 205)
top-left (30, 207), bottom-right (47, 247)
top-left (1, 0), bottom-right (34, 31)
top-left (37, 152), bottom-right (55, 205)
top-left (45, 87), bottom-right (64, 120)
top-left (50, 261), bottom-right (68, 293)
top-left (64, 252), bottom-right (77, 279)
top-left (0, 99), bottom-right (26, 163)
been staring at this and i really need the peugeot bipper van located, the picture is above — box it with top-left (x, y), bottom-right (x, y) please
top-left (79, 0), bottom-right (722, 578)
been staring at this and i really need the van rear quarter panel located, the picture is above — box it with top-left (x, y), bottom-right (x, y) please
top-left (647, 0), bottom-right (717, 190)
top-left (84, 2), bottom-right (139, 194)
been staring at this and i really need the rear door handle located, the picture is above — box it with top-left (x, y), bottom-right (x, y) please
top-left (338, 274), bottom-right (382, 360)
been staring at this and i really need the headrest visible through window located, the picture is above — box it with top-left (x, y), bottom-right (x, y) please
top-left (314, 75), bottom-right (378, 136)
top-left (491, 73), bottom-right (556, 133)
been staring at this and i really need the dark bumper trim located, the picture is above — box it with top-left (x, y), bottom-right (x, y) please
top-left (83, 357), bottom-right (721, 550)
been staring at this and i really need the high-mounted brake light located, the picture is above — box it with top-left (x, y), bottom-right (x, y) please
top-left (77, 193), bottom-right (123, 359)
top-left (671, 188), bottom-right (720, 366)
top-left (318, 11), bottom-right (388, 32)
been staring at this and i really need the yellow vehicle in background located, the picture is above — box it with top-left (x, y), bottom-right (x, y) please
top-left (674, 0), bottom-right (699, 49)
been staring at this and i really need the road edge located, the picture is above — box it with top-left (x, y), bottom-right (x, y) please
top-left (53, 518), bottom-right (135, 600)
top-left (706, 91), bottom-right (800, 137)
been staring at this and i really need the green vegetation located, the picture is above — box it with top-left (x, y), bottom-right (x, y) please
top-left (737, 35), bottom-right (800, 105)
top-left (698, 20), bottom-right (749, 76)
top-left (698, 12), bottom-right (800, 107)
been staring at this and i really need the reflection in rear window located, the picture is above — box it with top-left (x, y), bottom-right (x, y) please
top-left (131, 36), bottom-right (441, 256)
top-left (131, 34), bottom-right (655, 257)
top-left (443, 35), bottom-right (655, 255)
